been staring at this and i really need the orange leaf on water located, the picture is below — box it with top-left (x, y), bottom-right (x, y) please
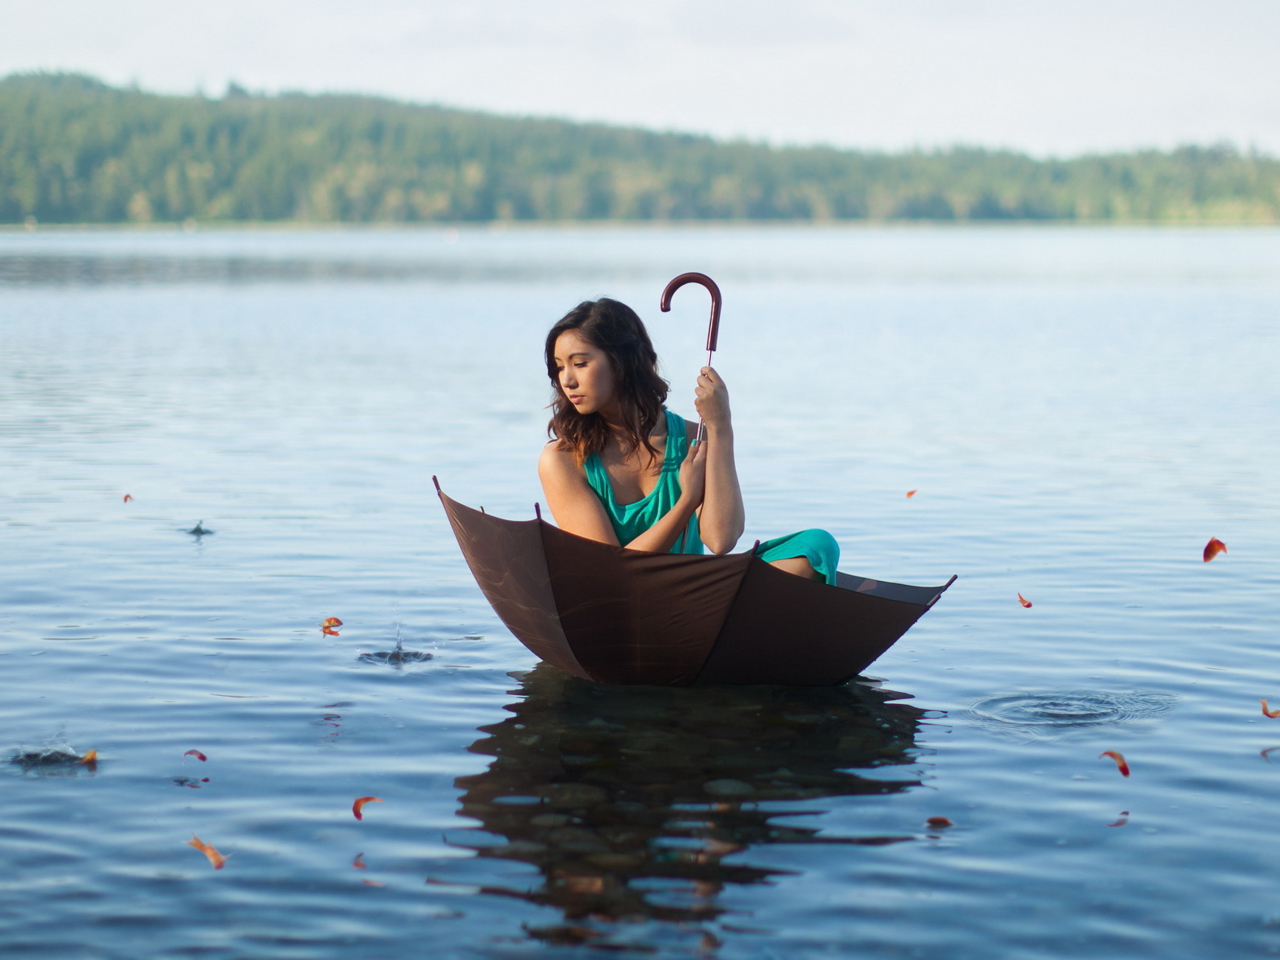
top-left (353, 796), bottom-right (383, 820)
top-left (1099, 750), bottom-right (1130, 777)
top-left (1203, 538), bottom-right (1227, 562)
top-left (187, 834), bottom-right (227, 870)
top-left (906, 490), bottom-right (917, 499)
top-left (1107, 811), bottom-right (1130, 828)
top-left (1261, 699), bottom-right (1280, 718)
top-left (123, 494), bottom-right (133, 503)
top-left (322, 618), bottom-right (343, 628)
top-left (925, 816), bottom-right (953, 828)
top-left (78, 749), bottom-right (98, 765)
top-left (322, 626), bottom-right (340, 637)
top-left (353, 853), bottom-right (367, 869)
top-left (1017, 593), bottom-right (1033, 608)
top-left (184, 749), bottom-right (208, 762)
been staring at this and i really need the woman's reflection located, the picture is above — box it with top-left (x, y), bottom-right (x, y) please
top-left (451, 664), bottom-right (928, 949)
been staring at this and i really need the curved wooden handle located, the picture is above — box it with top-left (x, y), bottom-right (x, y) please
top-left (660, 272), bottom-right (722, 353)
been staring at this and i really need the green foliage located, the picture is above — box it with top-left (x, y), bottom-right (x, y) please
top-left (2, 72), bottom-right (1278, 224)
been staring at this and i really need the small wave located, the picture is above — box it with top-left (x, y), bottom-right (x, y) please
top-left (967, 691), bottom-right (1178, 741)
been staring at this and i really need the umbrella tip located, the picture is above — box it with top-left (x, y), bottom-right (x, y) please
top-left (431, 475), bottom-right (441, 493)
top-left (534, 502), bottom-right (542, 520)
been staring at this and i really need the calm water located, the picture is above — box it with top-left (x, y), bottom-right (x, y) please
top-left (2, 224), bottom-right (1279, 959)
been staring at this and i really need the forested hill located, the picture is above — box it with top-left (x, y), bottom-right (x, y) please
top-left (3, 72), bottom-right (1279, 225)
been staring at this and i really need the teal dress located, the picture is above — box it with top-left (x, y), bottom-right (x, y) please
top-left (583, 409), bottom-right (842, 585)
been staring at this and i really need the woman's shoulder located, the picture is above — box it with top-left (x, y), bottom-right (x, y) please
top-left (539, 439), bottom-right (595, 481)
top-left (539, 438), bottom-right (575, 467)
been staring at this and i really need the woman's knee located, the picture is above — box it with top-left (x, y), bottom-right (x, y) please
top-left (800, 528), bottom-right (839, 556)
top-left (802, 529), bottom-right (840, 572)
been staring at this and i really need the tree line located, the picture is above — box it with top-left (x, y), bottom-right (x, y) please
top-left (3, 72), bottom-right (1278, 225)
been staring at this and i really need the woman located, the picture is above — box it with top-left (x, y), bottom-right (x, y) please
top-left (538, 298), bottom-right (840, 583)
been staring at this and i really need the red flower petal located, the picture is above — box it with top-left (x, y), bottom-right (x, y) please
top-left (187, 834), bottom-right (227, 869)
top-left (1099, 750), bottom-right (1130, 777)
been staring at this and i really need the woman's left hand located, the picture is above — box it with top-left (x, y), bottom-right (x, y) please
top-left (693, 367), bottom-right (731, 431)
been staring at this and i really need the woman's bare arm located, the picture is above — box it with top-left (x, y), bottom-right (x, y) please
top-left (537, 442), bottom-right (705, 553)
top-left (691, 367), bottom-right (745, 554)
top-left (538, 444), bottom-right (617, 543)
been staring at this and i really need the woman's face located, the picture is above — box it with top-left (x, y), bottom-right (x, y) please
top-left (553, 330), bottom-right (618, 417)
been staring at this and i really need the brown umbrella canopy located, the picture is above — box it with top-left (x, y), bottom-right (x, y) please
top-left (436, 481), bottom-right (955, 686)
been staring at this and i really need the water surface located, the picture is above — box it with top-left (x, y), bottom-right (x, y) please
top-left (2, 225), bottom-right (1279, 959)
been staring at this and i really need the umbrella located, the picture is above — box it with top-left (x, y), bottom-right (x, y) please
top-left (435, 481), bottom-right (955, 686)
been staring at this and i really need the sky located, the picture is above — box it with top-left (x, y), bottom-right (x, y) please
top-left (4, 0), bottom-right (1279, 157)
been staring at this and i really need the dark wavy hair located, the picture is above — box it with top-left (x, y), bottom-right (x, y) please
top-left (545, 298), bottom-right (669, 464)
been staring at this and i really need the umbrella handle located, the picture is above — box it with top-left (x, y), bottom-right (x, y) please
top-left (660, 272), bottom-right (722, 445)
top-left (660, 272), bottom-right (721, 354)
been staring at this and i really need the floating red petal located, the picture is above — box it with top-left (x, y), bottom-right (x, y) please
top-left (1099, 750), bottom-right (1130, 777)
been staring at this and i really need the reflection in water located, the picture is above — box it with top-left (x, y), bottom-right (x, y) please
top-left (452, 664), bottom-right (927, 949)
top-left (0, 253), bottom-right (644, 287)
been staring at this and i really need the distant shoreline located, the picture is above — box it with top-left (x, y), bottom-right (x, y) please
top-left (5, 73), bottom-right (1279, 227)
top-left (5, 219), bottom-right (1280, 233)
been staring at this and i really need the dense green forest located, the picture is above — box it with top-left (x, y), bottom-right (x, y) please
top-left (3, 72), bottom-right (1278, 225)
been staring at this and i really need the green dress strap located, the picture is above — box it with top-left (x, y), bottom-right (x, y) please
top-left (583, 409), bottom-right (702, 554)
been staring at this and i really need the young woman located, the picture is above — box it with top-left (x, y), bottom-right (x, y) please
top-left (538, 297), bottom-right (841, 583)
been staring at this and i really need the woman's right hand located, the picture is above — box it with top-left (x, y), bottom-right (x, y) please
top-left (678, 439), bottom-right (707, 506)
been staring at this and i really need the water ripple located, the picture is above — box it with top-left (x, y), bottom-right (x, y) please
top-left (966, 691), bottom-right (1179, 740)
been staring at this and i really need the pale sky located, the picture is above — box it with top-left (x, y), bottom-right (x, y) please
top-left (4, 0), bottom-right (1278, 157)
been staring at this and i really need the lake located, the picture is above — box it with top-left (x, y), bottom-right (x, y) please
top-left (2, 223), bottom-right (1279, 959)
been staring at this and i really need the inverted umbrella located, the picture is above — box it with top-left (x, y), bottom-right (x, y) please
top-left (436, 482), bottom-right (954, 685)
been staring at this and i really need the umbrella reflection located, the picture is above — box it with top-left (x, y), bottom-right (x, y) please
top-left (451, 663), bottom-right (927, 948)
